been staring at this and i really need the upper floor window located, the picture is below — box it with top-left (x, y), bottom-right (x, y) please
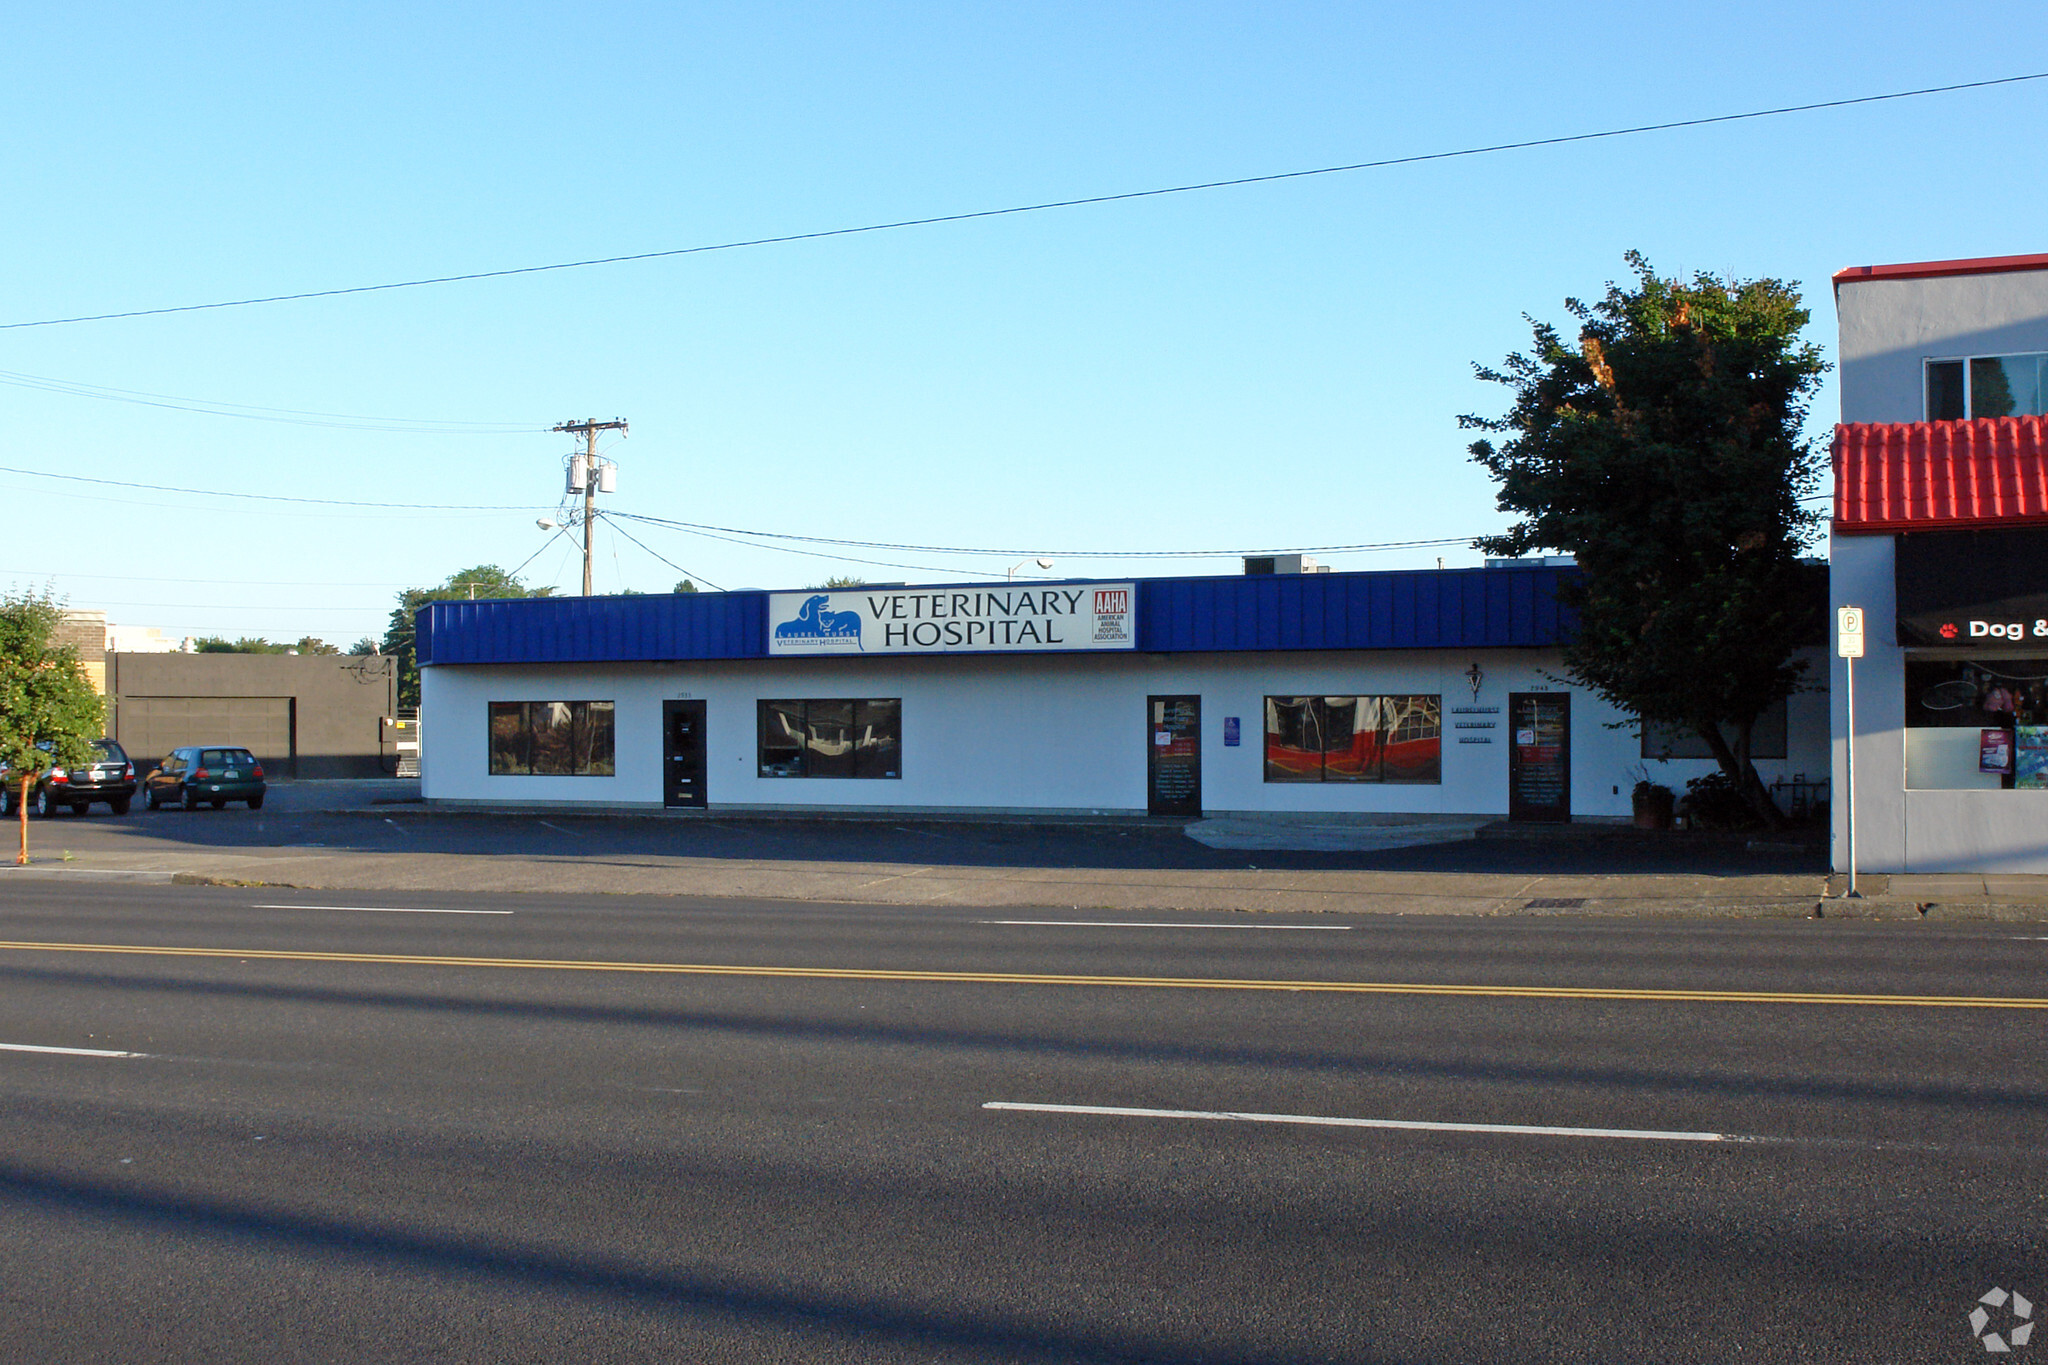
top-left (1926, 353), bottom-right (2048, 420)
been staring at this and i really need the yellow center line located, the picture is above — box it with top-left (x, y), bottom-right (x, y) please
top-left (0, 938), bottom-right (2042, 1009)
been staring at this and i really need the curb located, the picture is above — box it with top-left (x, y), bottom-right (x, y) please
top-left (0, 867), bottom-right (180, 883)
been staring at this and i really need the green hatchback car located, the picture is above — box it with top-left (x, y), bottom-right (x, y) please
top-left (142, 746), bottom-right (267, 811)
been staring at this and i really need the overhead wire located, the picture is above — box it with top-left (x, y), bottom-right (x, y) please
top-left (606, 510), bottom-right (1476, 560)
top-left (0, 368), bottom-right (541, 433)
top-left (597, 512), bottom-right (727, 592)
top-left (0, 464), bottom-right (542, 511)
top-left (6, 71), bottom-right (2043, 331)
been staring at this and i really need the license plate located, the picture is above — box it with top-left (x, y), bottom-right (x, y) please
top-left (222, 770), bottom-right (238, 779)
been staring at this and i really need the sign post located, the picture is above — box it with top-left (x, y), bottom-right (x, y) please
top-left (1837, 606), bottom-right (1865, 898)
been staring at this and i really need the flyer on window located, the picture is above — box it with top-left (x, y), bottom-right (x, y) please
top-left (1981, 728), bottom-right (2014, 774)
top-left (2017, 726), bottom-right (2048, 790)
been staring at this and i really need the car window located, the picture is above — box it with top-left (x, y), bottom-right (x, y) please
top-left (201, 749), bottom-right (256, 767)
top-left (95, 740), bottom-right (126, 762)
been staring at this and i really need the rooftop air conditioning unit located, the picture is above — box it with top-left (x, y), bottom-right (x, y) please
top-left (1243, 555), bottom-right (1330, 575)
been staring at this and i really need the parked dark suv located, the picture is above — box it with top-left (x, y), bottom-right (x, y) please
top-left (0, 738), bottom-right (137, 817)
top-left (142, 746), bottom-right (267, 811)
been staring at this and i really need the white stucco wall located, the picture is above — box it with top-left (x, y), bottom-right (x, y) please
top-left (1836, 267), bottom-right (2048, 423)
top-left (1830, 531), bottom-right (2048, 872)
top-left (421, 648), bottom-right (1702, 819)
top-left (1632, 645), bottom-right (1832, 810)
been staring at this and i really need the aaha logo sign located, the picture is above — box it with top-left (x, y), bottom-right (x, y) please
top-left (767, 583), bottom-right (1137, 656)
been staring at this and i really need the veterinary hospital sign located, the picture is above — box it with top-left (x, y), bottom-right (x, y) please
top-left (767, 583), bottom-right (1137, 656)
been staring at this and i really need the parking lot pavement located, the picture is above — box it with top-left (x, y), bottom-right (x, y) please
top-left (8, 780), bottom-right (2043, 918)
top-left (0, 780), bottom-right (1913, 918)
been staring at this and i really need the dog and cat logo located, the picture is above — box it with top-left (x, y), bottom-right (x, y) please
top-left (773, 594), bottom-right (862, 648)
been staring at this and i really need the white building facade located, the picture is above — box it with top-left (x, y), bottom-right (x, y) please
top-left (1832, 252), bottom-right (2048, 871)
top-left (417, 565), bottom-right (1826, 821)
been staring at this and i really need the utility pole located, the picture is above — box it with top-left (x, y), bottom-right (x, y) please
top-left (552, 418), bottom-right (627, 596)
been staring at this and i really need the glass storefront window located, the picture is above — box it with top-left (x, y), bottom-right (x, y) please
top-left (758, 699), bottom-right (902, 779)
top-left (487, 701), bottom-right (616, 776)
top-left (1263, 694), bottom-right (1440, 784)
top-left (1904, 659), bottom-right (2048, 790)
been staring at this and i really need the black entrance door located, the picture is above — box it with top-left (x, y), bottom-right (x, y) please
top-left (1147, 695), bottom-right (1201, 817)
top-left (1508, 692), bottom-right (1570, 822)
top-left (663, 700), bottom-right (708, 808)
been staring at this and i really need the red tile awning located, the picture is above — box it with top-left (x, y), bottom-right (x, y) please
top-left (1833, 417), bottom-right (2048, 534)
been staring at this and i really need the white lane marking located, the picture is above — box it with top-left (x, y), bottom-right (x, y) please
top-left (536, 820), bottom-right (583, 838)
top-left (249, 903), bottom-right (513, 916)
top-left (983, 1102), bottom-right (1727, 1143)
top-left (0, 1042), bottom-right (144, 1058)
top-left (979, 920), bottom-right (1351, 931)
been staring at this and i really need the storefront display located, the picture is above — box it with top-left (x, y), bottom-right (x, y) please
top-left (2018, 726), bottom-right (2048, 790)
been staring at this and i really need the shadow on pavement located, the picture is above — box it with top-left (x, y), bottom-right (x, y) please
top-left (35, 797), bottom-right (1828, 878)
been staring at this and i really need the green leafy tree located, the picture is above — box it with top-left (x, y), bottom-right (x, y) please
top-left (295, 636), bottom-right (341, 656)
top-left (0, 588), bottom-right (106, 864)
top-left (346, 638), bottom-right (381, 656)
top-left (1463, 253), bottom-right (1828, 828)
top-left (812, 576), bottom-right (867, 590)
top-left (382, 565), bottom-right (553, 707)
top-left (672, 579), bottom-right (699, 595)
top-left (195, 636), bottom-right (292, 654)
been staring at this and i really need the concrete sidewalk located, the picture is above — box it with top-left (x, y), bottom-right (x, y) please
top-left (6, 822), bottom-right (2043, 923)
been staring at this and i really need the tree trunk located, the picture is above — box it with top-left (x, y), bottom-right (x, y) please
top-left (14, 773), bottom-right (28, 866)
top-left (1698, 722), bottom-right (1787, 831)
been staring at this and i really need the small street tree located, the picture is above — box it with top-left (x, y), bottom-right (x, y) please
top-left (0, 588), bottom-right (106, 864)
top-left (1463, 253), bottom-right (1828, 828)
top-left (382, 565), bottom-right (553, 708)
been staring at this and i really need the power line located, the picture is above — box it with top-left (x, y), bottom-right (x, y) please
top-left (606, 514), bottom-right (1053, 579)
top-left (8, 71), bottom-right (2042, 331)
top-left (0, 567), bottom-right (413, 587)
top-left (0, 368), bottom-right (541, 432)
top-left (607, 510), bottom-right (1475, 559)
top-left (597, 512), bottom-right (726, 592)
top-left (0, 464), bottom-right (541, 511)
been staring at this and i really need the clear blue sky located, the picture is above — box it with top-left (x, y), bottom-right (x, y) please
top-left (5, 2), bottom-right (2044, 646)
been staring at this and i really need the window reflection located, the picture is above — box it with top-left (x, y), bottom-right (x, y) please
top-left (758, 699), bottom-right (902, 779)
top-left (1264, 694), bottom-right (1440, 784)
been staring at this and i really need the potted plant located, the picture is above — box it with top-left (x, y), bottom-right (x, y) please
top-left (1631, 778), bottom-right (1675, 830)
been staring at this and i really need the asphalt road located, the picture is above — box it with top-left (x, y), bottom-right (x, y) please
top-left (0, 882), bottom-right (2038, 1362)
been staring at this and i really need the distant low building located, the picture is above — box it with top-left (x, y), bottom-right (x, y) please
top-left (107, 652), bottom-right (402, 779)
top-left (107, 623), bottom-right (181, 654)
top-left (57, 610), bottom-right (109, 695)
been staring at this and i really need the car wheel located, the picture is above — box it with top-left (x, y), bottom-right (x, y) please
top-left (247, 793), bottom-right (264, 811)
top-left (143, 786), bottom-right (158, 811)
top-left (182, 786), bottom-right (199, 811)
top-left (110, 797), bottom-right (131, 815)
top-left (33, 787), bottom-right (55, 819)
top-left (0, 790), bottom-right (14, 818)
